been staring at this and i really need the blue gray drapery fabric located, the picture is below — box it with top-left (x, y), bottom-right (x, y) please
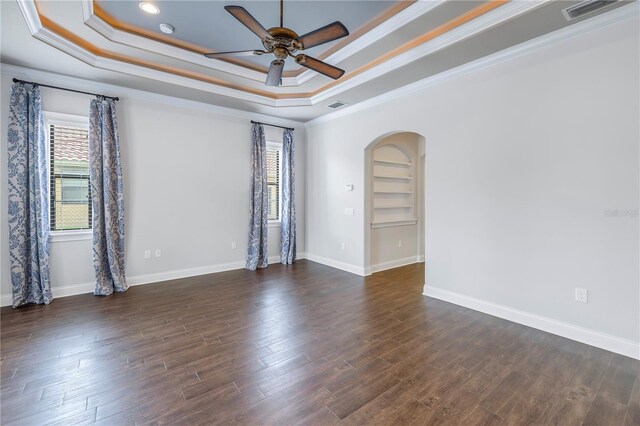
top-left (7, 83), bottom-right (52, 308)
top-left (246, 123), bottom-right (269, 270)
top-left (89, 98), bottom-right (127, 295)
top-left (280, 129), bottom-right (296, 264)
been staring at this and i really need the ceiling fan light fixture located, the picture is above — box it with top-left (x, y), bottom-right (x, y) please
top-left (139, 2), bottom-right (160, 15)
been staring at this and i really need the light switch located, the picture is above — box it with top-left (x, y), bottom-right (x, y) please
top-left (344, 208), bottom-right (354, 216)
top-left (346, 184), bottom-right (354, 191)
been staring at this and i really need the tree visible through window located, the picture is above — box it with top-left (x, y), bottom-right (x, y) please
top-left (49, 122), bottom-right (91, 231)
top-left (266, 145), bottom-right (281, 222)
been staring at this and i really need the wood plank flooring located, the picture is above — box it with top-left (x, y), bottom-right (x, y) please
top-left (1, 260), bottom-right (638, 425)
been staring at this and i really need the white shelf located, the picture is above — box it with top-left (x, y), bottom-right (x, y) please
top-left (373, 175), bottom-right (413, 180)
top-left (374, 191), bottom-right (412, 194)
top-left (373, 159), bottom-right (412, 166)
top-left (372, 145), bottom-right (416, 226)
top-left (374, 205), bottom-right (413, 209)
top-left (371, 218), bottom-right (418, 229)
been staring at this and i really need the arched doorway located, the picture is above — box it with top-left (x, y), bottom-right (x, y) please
top-left (364, 131), bottom-right (426, 275)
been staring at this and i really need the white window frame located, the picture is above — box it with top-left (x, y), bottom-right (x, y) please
top-left (266, 141), bottom-right (283, 227)
top-left (44, 111), bottom-right (93, 242)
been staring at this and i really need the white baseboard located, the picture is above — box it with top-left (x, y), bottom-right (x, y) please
top-left (0, 281), bottom-right (99, 307)
top-left (1, 294), bottom-right (15, 307)
top-left (126, 260), bottom-right (247, 287)
top-left (368, 255), bottom-right (425, 275)
top-left (1, 252), bottom-right (308, 307)
top-left (304, 253), bottom-right (366, 276)
top-left (424, 286), bottom-right (640, 360)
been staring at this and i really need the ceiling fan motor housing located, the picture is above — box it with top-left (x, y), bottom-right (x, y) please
top-left (263, 27), bottom-right (302, 54)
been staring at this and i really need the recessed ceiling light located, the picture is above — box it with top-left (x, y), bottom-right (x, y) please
top-left (139, 2), bottom-right (159, 14)
top-left (159, 23), bottom-right (174, 34)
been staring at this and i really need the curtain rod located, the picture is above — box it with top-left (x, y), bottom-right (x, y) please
top-left (251, 120), bottom-right (293, 131)
top-left (12, 78), bottom-right (119, 101)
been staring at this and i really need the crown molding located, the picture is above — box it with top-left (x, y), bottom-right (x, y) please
top-left (295, 0), bottom-right (445, 85)
top-left (80, 0), bottom-right (273, 85)
top-left (79, 1), bottom-right (437, 88)
top-left (20, 0), bottom-right (631, 115)
top-left (305, 1), bottom-right (640, 127)
top-left (19, 0), bottom-right (96, 65)
top-left (20, 0), bottom-right (531, 108)
top-left (18, 0), bottom-right (312, 107)
top-left (0, 63), bottom-right (306, 128)
top-left (22, 0), bottom-right (526, 108)
top-left (309, 0), bottom-right (547, 105)
top-left (32, 0), bottom-right (529, 103)
top-left (17, 0), bottom-right (40, 34)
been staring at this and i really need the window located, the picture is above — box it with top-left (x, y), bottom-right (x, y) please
top-left (47, 113), bottom-right (91, 231)
top-left (266, 142), bottom-right (282, 222)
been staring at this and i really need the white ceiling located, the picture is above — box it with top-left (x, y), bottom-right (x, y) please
top-left (0, 0), bottom-right (636, 122)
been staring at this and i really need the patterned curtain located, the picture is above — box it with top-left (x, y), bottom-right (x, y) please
top-left (280, 129), bottom-right (296, 264)
top-left (7, 83), bottom-right (52, 308)
top-left (89, 98), bottom-right (127, 295)
top-left (246, 123), bottom-right (268, 270)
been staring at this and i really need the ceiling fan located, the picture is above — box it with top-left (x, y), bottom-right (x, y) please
top-left (204, 0), bottom-right (349, 86)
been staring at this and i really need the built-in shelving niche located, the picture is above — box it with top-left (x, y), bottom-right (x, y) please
top-left (371, 145), bottom-right (417, 228)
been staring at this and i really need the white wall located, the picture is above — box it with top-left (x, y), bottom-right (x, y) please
top-left (306, 16), bottom-right (639, 352)
top-left (370, 225), bottom-right (421, 266)
top-left (0, 71), bottom-right (307, 304)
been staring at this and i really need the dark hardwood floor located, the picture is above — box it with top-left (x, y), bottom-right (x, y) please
top-left (1, 260), bottom-right (638, 425)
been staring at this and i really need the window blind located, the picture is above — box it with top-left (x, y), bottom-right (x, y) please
top-left (49, 124), bottom-right (92, 231)
top-left (266, 148), bottom-right (280, 221)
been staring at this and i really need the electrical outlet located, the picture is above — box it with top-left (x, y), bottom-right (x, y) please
top-left (231, 242), bottom-right (237, 249)
top-left (155, 249), bottom-right (162, 258)
top-left (344, 208), bottom-right (354, 216)
top-left (575, 288), bottom-right (588, 304)
top-left (398, 240), bottom-right (403, 248)
top-left (144, 250), bottom-right (151, 259)
top-left (340, 241), bottom-right (346, 250)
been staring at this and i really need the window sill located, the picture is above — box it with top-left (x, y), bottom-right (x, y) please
top-left (51, 230), bottom-right (92, 243)
top-left (268, 221), bottom-right (281, 228)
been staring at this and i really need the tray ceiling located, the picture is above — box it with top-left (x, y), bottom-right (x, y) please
top-left (1, 0), bottom-right (635, 121)
top-left (94, 0), bottom-right (404, 73)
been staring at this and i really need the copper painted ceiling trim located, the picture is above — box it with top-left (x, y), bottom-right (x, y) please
top-left (31, 1), bottom-right (510, 103)
top-left (91, 0), bottom-right (416, 78)
top-left (308, 0), bottom-right (509, 97)
top-left (36, 13), bottom-right (283, 100)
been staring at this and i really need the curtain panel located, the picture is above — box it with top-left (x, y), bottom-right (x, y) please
top-left (7, 83), bottom-right (52, 307)
top-left (89, 98), bottom-right (127, 295)
top-left (246, 123), bottom-right (269, 270)
top-left (280, 129), bottom-right (296, 264)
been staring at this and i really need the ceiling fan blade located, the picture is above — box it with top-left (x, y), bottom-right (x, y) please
top-left (266, 60), bottom-right (285, 86)
top-left (224, 6), bottom-right (273, 41)
top-left (295, 55), bottom-right (345, 80)
top-left (204, 50), bottom-right (266, 58)
top-left (296, 21), bottom-right (349, 50)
